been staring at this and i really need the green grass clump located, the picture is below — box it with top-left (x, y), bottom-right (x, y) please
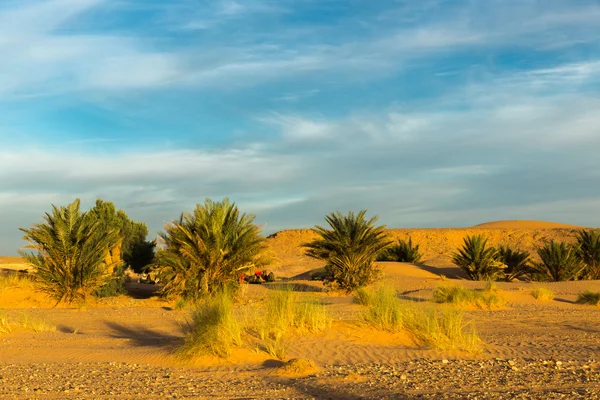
top-left (576, 291), bottom-right (600, 306)
top-left (402, 306), bottom-right (482, 353)
top-left (433, 285), bottom-right (504, 309)
top-left (361, 286), bottom-right (403, 332)
top-left (359, 286), bottom-right (482, 353)
top-left (354, 287), bottom-right (374, 306)
top-left (530, 287), bottom-right (555, 301)
top-left (257, 286), bottom-right (332, 359)
top-left (177, 290), bottom-right (243, 359)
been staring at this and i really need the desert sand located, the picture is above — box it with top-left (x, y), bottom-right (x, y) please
top-left (1, 222), bottom-right (600, 399)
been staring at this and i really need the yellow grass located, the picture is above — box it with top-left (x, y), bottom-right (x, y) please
top-left (18, 314), bottom-right (56, 333)
top-left (0, 273), bottom-right (35, 294)
top-left (530, 287), bottom-right (555, 301)
top-left (433, 285), bottom-right (504, 309)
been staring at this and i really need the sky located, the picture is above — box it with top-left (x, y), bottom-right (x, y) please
top-left (1, 0), bottom-right (600, 254)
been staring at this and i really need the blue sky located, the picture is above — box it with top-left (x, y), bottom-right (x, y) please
top-left (1, 0), bottom-right (600, 254)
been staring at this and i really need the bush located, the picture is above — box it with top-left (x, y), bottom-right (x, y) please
top-left (20, 199), bottom-right (121, 304)
top-left (93, 265), bottom-right (128, 298)
top-left (432, 285), bottom-right (504, 309)
top-left (154, 198), bottom-right (270, 300)
top-left (576, 291), bottom-right (600, 306)
top-left (497, 245), bottom-right (531, 281)
top-left (530, 287), bottom-right (555, 301)
top-left (452, 235), bottom-right (505, 281)
top-left (354, 287), bottom-right (374, 306)
top-left (0, 272), bottom-right (35, 294)
top-left (377, 238), bottom-right (423, 263)
top-left (177, 290), bottom-right (243, 359)
top-left (533, 241), bottom-right (584, 282)
top-left (576, 229), bottom-right (600, 280)
top-left (304, 210), bottom-right (391, 292)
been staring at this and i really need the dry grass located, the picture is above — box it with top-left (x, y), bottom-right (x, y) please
top-left (177, 290), bottom-right (243, 359)
top-left (0, 312), bottom-right (12, 334)
top-left (18, 314), bottom-right (56, 333)
top-left (433, 285), bottom-right (504, 309)
top-left (576, 291), bottom-right (600, 306)
top-left (359, 286), bottom-right (482, 353)
top-left (530, 287), bottom-right (555, 301)
top-left (0, 273), bottom-right (35, 294)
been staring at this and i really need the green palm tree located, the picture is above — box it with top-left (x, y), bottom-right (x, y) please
top-left (20, 199), bottom-right (120, 305)
top-left (377, 238), bottom-right (423, 263)
top-left (534, 240), bottom-right (584, 282)
top-left (154, 198), bottom-right (269, 300)
top-left (452, 235), bottom-right (504, 280)
top-left (575, 229), bottom-right (600, 280)
top-left (497, 245), bottom-right (531, 282)
top-left (304, 210), bottom-right (391, 292)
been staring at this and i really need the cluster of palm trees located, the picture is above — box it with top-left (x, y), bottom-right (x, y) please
top-left (19, 198), bottom-right (600, 304)
top-left (452, 231), bottom-right (600, 282)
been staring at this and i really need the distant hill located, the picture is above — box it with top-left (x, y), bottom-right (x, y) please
top-left (473, 220), bottom-right (583, 229)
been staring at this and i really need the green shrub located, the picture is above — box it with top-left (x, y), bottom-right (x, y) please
top-left (93, 265), bottom-right (128, 298)
top-left (304, 210), bottom-right (391, 292)
top-left (154, 198), bottom-right (270, 300)
top-left (497, 245), bottom-right (531, 281)
top-left (377, 238), bottom-right (423, 263)
top-left (177, 290), bottom-right (243, 359)
top-left (433, 285), bottom-right (504, 309)
top-left (576, 229), bottom-right (600, 280)
top-left (533, 241), bottom-right (584, 282)
top-left (452, 235), bottom-right (505, 281)
top-left (530, 287), bottom-right (555, 301)
top-left (576, 291), bottom-right (600, 306)
top-left (20, 199), bottom-right (121, 305)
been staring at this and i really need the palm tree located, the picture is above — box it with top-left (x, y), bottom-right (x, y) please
top-left (20, 199), bottom-right (120, 305)
top-left (497, 245), bottom-right (531, 281)
top-left (377, 238), bottom-right (423, 263)
top-left (533, 240), bottom-right (584, 282)
top-left (304, 210), bottom-right (391, 292)
top-left (575, 229), bottom-right (600, 280)
top-left (452, 235), bottom-right (504, 280)
top-left (154, 198), bottom-right (268, 300)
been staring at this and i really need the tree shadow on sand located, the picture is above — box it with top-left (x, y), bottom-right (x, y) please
top-left (104, 321), bottom-right (183, 349)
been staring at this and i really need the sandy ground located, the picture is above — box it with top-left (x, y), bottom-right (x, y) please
top-left (2, 223), bottom-right (600, 399)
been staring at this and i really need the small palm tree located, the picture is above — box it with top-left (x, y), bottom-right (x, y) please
top-left (154, 198), bottom-right (268, 300)
top-left (497, 245), bottom-right (531, 282)
top-left (452, 235), bottom-right (504, 281)
top-left (533, 240), bottom-right (584, 282)
top-left (377, 238), bottom-right (423, 263)
top-left (20, 199), bottom-right (120, 305)
top-left (304, 210), bottom-right (392, 292)
top-left (575, 229), bottom-right (600, 280)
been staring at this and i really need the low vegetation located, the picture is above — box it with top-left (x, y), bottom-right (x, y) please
top-left (0, 312), bottom-right (11, 334)
top-left (304, 210), bottom-right (392, 292)
top-left (452, 235), bottom-right (505, 281)
top-left (0, 273), bottom-right (35, 294)
top-left (576, 229), bottom-right (600, 280)
top-left (497, 245), bottom-right (531, 282)
top-left (256, 286), bottom-right (332, 359)
top-left (177, 290), bottom-right (243, 359)
top-left (377, 238), bottom-right (423, 263)
top-left (154, 198), bottom-right (270, 300)
top-left (576, 290), bottom-right (600, 306)
top-left (530, 287), bottom-right (555, 301)
top-left (18, 314), bottom-right (57, 333)
top-left (533, 240), bottom-right (584, 282)
top-left (432, 285), bottom-right (504, 309)
top-left (358, 286), bottom-right (482, 353)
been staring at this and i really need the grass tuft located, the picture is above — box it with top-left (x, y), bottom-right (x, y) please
top-left (576, 290), bottom-right (600, 306)
top-left (530, 287), bottom-right (555, 301)
top-left (19, 314), bottom-right (56, 333)
top-left (177, 290), bottom-right (243, 359)
top-left (433, 285), bottom-right (504, 309)
top-left (0, 273), bottom-right (35, 294)
top-left (360, 286), bottom-right (403, 332)
top-left (0, 312), bottom-right (12, 334)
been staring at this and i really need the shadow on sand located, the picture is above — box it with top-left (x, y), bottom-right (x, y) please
top-left (104, 321), bottom-right (183, 349)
